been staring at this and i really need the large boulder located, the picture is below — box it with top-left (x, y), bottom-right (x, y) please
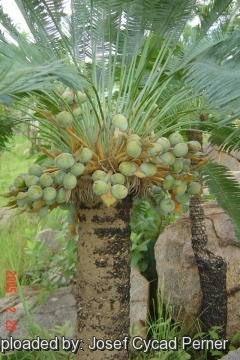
top-left (203, 143), bottom-right (240, 171)
top-left (222, 348), bottom-right (240, 360)
top-left (155, 201), bottom-right (240, 339)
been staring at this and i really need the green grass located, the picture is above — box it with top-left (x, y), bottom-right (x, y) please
top-left (0, 134), bottom-right (67, 297)
top-left (0, 213), bottom-right (38, 297)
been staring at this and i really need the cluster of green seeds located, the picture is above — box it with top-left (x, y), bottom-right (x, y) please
top-left (2, 88), bottom-right (206, 231)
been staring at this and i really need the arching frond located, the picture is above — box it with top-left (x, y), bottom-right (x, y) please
top-left (208, 124), bottom-right (240, 153)
top-left (184, 30), bottom-right (240, 123)
top-left (200, 162), bottom-right (240, 241)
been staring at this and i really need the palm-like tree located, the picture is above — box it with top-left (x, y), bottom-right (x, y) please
top-left (1, 1), bottom-right (240, 359)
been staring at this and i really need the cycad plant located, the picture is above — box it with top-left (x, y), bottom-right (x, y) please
top-left (1, 1), bottom-right (240, 359)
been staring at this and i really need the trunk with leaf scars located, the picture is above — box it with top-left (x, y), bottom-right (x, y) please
top-left (189, 196), bottom-right (227, 339)
top-left (76, 194), bottom-right (132, 360)
top-left (189, 128), bottom-right (227, 360)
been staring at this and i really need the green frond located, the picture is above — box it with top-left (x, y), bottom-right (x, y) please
top-left (184, 31), bottom-right (240, 123)
top-left (197, 0), bottom-right (233, 40)
top-left (15, 0), bottom-right (68, 58)
top-left (1, 0), bottom-right (240, 159)
top-left (199, 162), bottom-right (240, 241)
top-left (208, 125), bottom-right (240, 153)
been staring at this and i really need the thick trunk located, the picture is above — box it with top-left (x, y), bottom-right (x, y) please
top-left (189, 196), bottom-right (227, 359)
top-left (75, 194), bottom-right (132, 360)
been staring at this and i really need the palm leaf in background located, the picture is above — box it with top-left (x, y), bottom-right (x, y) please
top-left (0, 4), bottom-right (90, 94)
top-left (200, 162), bottom-right (240, 240)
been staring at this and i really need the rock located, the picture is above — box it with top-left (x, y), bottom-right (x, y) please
top-left (222, 348), bottom-right (240, 360)
top-left (0, 268), bottom-right (149, 340)
top-left (232, 171), bottom-right (240, 183)
top-left (130, 267), bottom-right (149, 338)
top-left (35, 229), bottom-right (62, 254)
top-left (0, 285), bottom-right (76, 339)
top-left (155, 201), bottom-right (240, 340)
top-left (203, 143), bottom-right (240, 171)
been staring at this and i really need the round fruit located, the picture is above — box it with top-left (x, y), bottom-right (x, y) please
top-left (171, 159), bottom-right (183, 173)
top-left (75, 91), bottom-right (87, 104)
top-left (169, 132), bottom-right (184, 146)
top-left (56, 111), bottom-right (73, 128)
top-left (42, 187), bottom-right (57, 201)
top-left (126, 140), bottom-right (142, 158)
top-left (163, 174), bottom-right (175, 190)
top-left (139, 163), bottom-right (157, 177)
top-left (37, 206), bottom-right (48, 217)
top-left (173, 142), bottom-right (188, 157)
top-left (172, 180), bottom-right (187, 196)
top-left (153, 193), bottom-right (165, 203)
top-left (191, 170), bottom-right (200, 179)
top-left (159, 199), bottom-right (175, 213)
top-left (70, 162), bottom-right (85, 176)
top-left (14, 175), bottom-right (26, 189)
top-left (156, 137), bottom-right (171, 152)
top-left (187, 181), bottom-right (201, 195)
top-left (188, 140), bottom-right (201, 152)
top-left (183, 158), bottom-right (191, 166)
top-left (78, 148), bottom-right (92, 163)
top-left (37, 207), bottom-right (49, 218)
top-left (55, 153), bottom-right (75, 170)
top-left (17, 197), bottom-right (29, 208)
top-left (111, 184), bottom-right (128, 199)
top-left (28, 164), bottom-right (43, 177)
top-left (68, 202), bottom-right (76, 214)
top-left (119, 161), bottom-right (137, 176)
top-left (147, 143), bottom-right (163, 155)
top-left (59, 203), bottom-right (69, 210)
top-left (92, 180), bottom-right (109, 195)
top-left (159, 152), bottom-right (176, 166)
top-left (63, 173), bottom-right (77, 190)
top-left (127, 134), bottom-right (141, 143)
top-left (92, 170), bottom-right (109, 182)
top-left (54, 170), bottom-right (66, 185)
top-left (39, 173), bottom-right (54, 188)
top-left (156, 205), bottom-right (168, 216)
top-left (25, 175), bottom-right (39, 188)
top-left (45, 198), bottom-right (56, 205)
top-left (175, 193), bottom-right (189, 204)
top-left (61, 90), bottom-right (74, 104)
top-left (182, 164), bottom-right (190, 172)
top-left (151, 186), bottom-right (163, 195)
top-left (9, 183), bottom-right (16, 191)
top-left (56, 187), bottom-right (67, 203)
top-left (110, 173), bottom-right (126, 185)
top-left (112, 114), bottom-right (128, 132)
top-left (73, 107), bottom-right (82, 119)
top-left (28, 185), bottom-right (43, 201)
